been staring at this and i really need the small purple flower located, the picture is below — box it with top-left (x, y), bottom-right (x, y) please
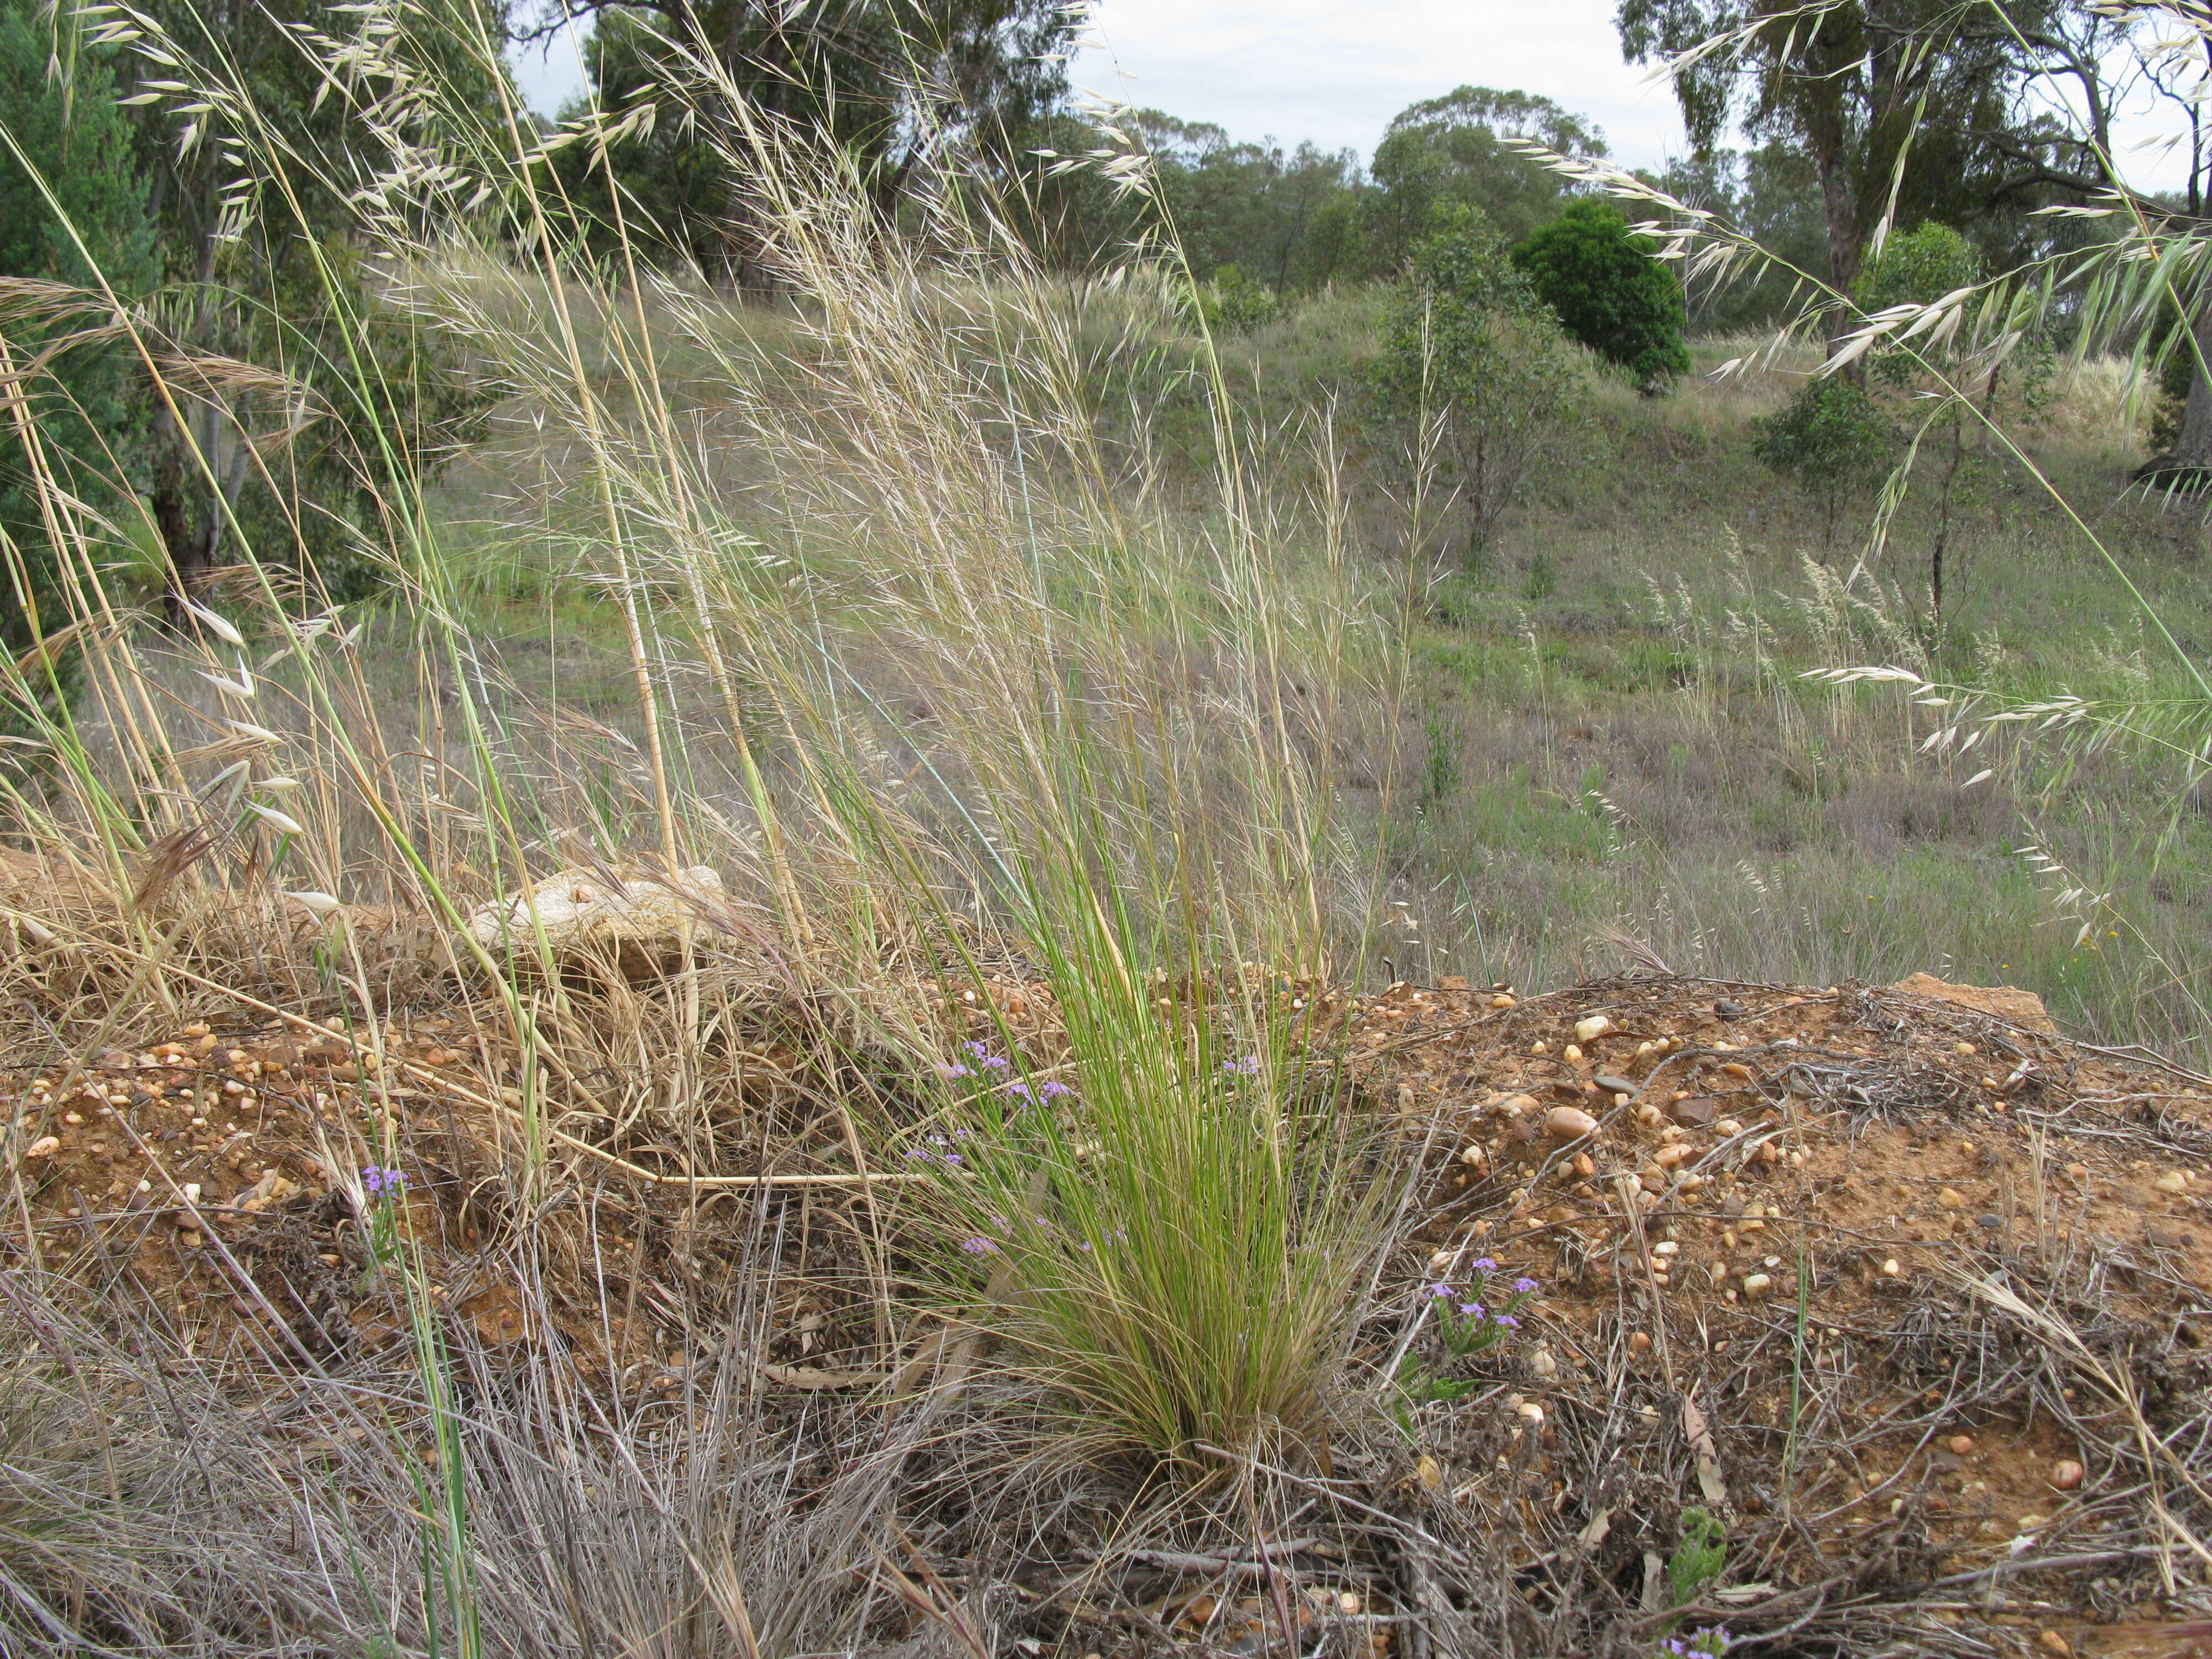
top-left (962, 1041), bottom-right (1009, 1071)
top-left (1512, 1277), bottom-right (1540, 1294)
top-left (1470, 1258), bottom-right (1498, 1274)
top-left (959, 1235), bottom-right (999, 1255)
top-left (362, 1166), bottom-right (405, 1196)
top-left (940, 1063), bottom-right (973, 1079)
top-left (1426, 1281), bottom-right (1454, 1299)
top-left (1459, 1302), bottom-right (1485, 1318)
top-left (1223, 1055), bottom-right (1261, 1075)
top-left (1004, 1081), bottom-right (1034, 1103)
top-left (1494, 1314), bottom-right (1519, 1329)
top-left (1040, 1079), bottom-right (1073, 1098)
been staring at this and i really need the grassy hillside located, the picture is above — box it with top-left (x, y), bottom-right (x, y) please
top-left (412, 293), bottom-right (2212, 1063)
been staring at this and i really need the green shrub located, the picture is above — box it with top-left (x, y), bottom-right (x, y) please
top-left (1510, 199), bottom-right (1691, 388)
top-left (0, 0), bottom-right (157, 656)
top-left (1854, 222), bottom-right (1980, 386)
top-left (1191, 262), bottom-right (1282, 335)
top-left (1753, 378), bottom-right (1895, 540)
top-left (1372, 207), bottom-right (1585, 558)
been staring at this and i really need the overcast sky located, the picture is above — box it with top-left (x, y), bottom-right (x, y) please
top-left (507, 1), bottom-right (2195, 191)
top-left (507, 2), bottom-right (1688, 164)
top-left (1066, 0), bottom-right (1687, 167)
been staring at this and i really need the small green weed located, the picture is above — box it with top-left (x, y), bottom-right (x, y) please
top-left (1668, 1506), bottom-right (1728, 1606)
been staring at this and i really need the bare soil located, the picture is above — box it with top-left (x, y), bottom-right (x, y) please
top-left (7, 963), bottom-right (2212, 1656)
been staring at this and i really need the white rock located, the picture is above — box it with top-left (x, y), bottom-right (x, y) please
top-left (1546, 1106), bottom-right (1601, 1140)
top-left (1741, 1272), bottom-right (1773, 1296)
top-left (464, 866), bottom-right (724, 978)
top-left (1574, 1015), bottom-right (1611, 1042)
top-left (25, 1135), bottom-right (59, 1159)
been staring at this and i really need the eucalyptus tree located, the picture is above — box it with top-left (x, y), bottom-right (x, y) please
top-left (1615, 0), bottom-right (2048, 323)
top-left (539, 0), bottom-right (1078, 285)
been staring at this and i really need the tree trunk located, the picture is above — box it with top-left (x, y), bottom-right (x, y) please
top-left (150, 410), bottom-right (217, 624)
top-left (2171, 300), bottom-right (2212, 467)
top-left (2142, 297), bottom-right (2212, 486)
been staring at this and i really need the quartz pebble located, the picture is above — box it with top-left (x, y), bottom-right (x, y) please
top-left (1741, 1272), bottom-right (1772, 1296)
top-left (1947, 1434), bottom-right (1975, 1456)
top-left (1545, 1106), bottom-right (1600, 1140)
top-left (2153, 1171), bottom-right (2189, 1194)
top-left (25, 1135), bottom-right (60, 1159)
top-left (2049, 1459), bottom-right (2084, 1491)
top-left (1574, 1015), bottom-right (1611, 1042)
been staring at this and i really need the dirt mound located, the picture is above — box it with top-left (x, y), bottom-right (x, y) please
top-left (6, 969), bottom-right (2212, 1654)
top-left (1888, 971), bottom-right (2063, 1036)
top-left (1337, 972), bottom-right (2212, 1656)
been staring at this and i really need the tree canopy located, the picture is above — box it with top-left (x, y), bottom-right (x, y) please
top-left (545, 0), bottom-right (1077, 283)
top-left (1363, 86), bottom-right (1610, 271)
top-left (1615, 0), bottom-right (2043, 308)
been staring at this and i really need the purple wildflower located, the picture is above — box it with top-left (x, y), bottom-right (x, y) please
top-left (1494, 1314), bottom-right (1520, 1329)
top-left (1460, 1303), bottom-right (1485, 1318)
top-left (1223, 1055), bottom-right (1261, 1076)
top-left (1004, 1081), bottom-right (1034, 1103)
top-left (959, 1235), bottom-right (999, 1255)
top-left (941, 1063), bottom-right (973, 1079)
top-left (962, 1041), bottom-right (1009, 1071)
top-left (1426, 1281), bottom-right (1454, 1299)
top-left (1512, 1277), bottom-right (1540, 1294)
top-left (1470, 1258), bottom-right (1498, 1274)
top-left (362, 1166), bottom-right (405, 1196)
top-left (1040, 1079), bottom-right (1073, 1098)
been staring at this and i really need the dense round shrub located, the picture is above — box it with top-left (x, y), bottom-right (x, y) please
top-left (1510, 199), bottom-right (1691, 388)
